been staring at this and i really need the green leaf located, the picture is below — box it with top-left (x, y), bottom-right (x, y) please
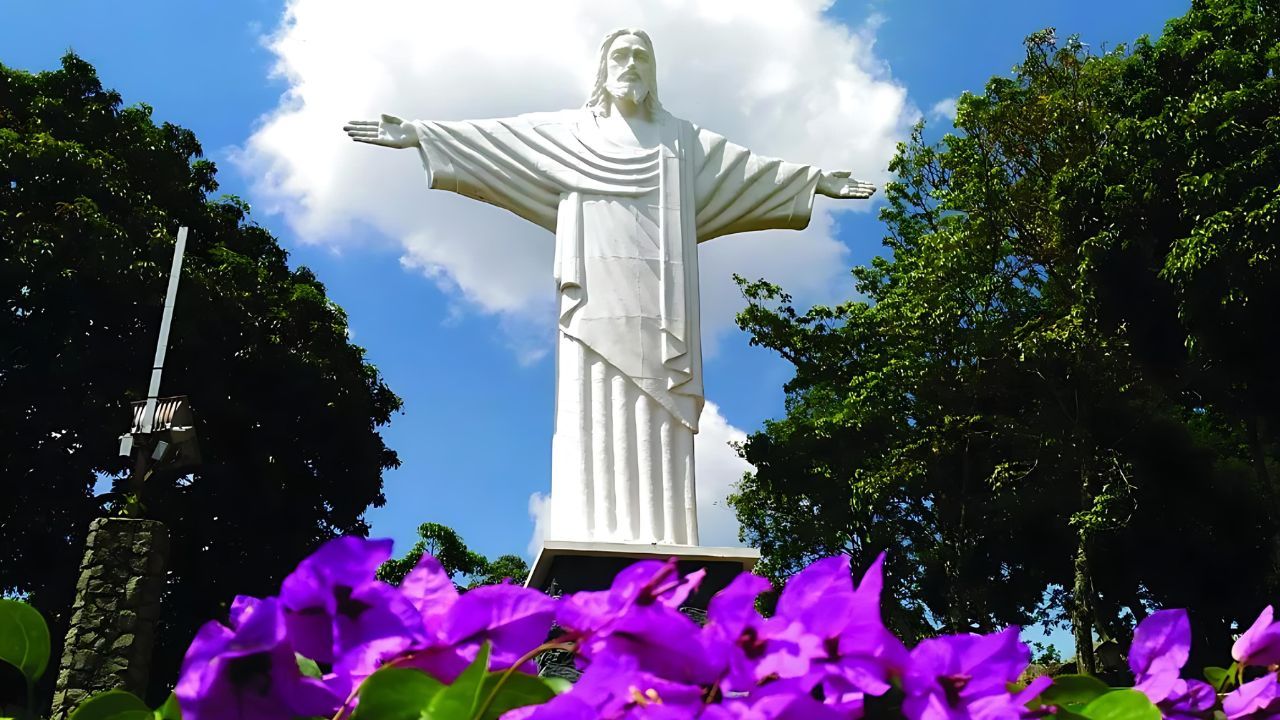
top-left (352, 667), bottom-right (444, 720)
top-left (543, 677), bottom-right (572, 695)
top-left (426, 643), bottom-right (490, 719)
top-left (0, 599), bottom-right (51, 684)
top-left (1078, 688), bottom-right (1161, 720)
top-left (1204, 665), bottom-right (1230, 690)
top-left (296, 652), bottom-right (323, 679)
top-left (1041, 674), bottom-right (1113, 706)
top-left (153, 692), bottom-right (182, 720)
top-left (476, 671), bottom-right (560, 720)
top-left (68, 690), bottom-right (152, 720)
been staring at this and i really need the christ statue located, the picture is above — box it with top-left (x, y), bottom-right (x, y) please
top-left (345, 28), bottom-right (875, 547)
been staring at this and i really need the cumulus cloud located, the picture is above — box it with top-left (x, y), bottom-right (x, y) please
top-left (693, 401), bottom-right (754, 548)
top-left (930, 96), bottom-right (959, 122)
top-left (524, 401), bottom-right (752, 555)
top-left (237, 0), bottom-right (916, 358)
top-left (526, 491), bottom-right (552, 558)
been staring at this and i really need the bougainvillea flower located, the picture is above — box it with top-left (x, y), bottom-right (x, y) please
top-left (557, 559), bottom-right (716, 684)
top-left (440, 582), bottom-right (555, 672)
top-left (518, 655), bottom-right (705, 720)
top-left (1129, 609), bottom-right (1192, 703)
top-left (1157, 679), bottom-right (1218, 720)
top-left (176, 596), bottom-right (339, 720)
top-left (764, 553), bottom-right (908, 707)
top-left (704, 572), bottom-right (779, 692)
top-left (1235, 606), bottom-right (1280, 668)
top-left (901, 626), bottom-right (1048, 720)
top-left (1127, 609), bottom-right (1215, 719)
top-left (279, 536), bottom-right (422, 664)
top-left (399, 552), bottom-right (460, 629)
top-left (1224, 674), bottom-right (1280, 720)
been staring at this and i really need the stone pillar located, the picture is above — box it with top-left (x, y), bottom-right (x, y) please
top-left (49, 518), bottom-right (168, 719)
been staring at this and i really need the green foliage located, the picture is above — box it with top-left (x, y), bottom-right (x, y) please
top-left (1077, 689), bottom-right (1161, 720)
top-left (470, 555), bottom-right (531, 588)
top-left (0, 53), bottom-right (402, 702)
top-left (1041, 675), bottom-right (1112, 707)
top-left (0, 600), bottom-right (49, 719)
top-left (378, 523), bottom-right (529, 589)
top-left (352, 643), bottom-right (561, 720)
top-left (67, 690), bottom-right (151, 720)
top-left (0, 600), bottom-right (49, 687)
top-left (731, 0), bottom-right (1280, 663)
top-left (353, 667), bottom-right (445, 720)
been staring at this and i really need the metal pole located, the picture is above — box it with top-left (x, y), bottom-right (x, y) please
top-left (140, 226), bottom-right (187, 435)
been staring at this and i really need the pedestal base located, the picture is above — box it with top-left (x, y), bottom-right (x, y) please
top-left (526, 539), bottom-right (759, 610)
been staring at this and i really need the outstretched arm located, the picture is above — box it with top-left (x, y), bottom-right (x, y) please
top-left (343, 114), bottom-right (417, 149)
top-left (816, 171), bottom-right (876, 199)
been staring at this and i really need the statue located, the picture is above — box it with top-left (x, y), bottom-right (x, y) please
top-left (345, 28), bottom-right (875, 547)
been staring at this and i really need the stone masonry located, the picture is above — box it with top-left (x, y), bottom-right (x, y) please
top-left (49, 518), bottom-right (168, 719)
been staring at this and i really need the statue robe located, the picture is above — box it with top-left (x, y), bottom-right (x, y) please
top-left (411, 108), bottom-right (820, 545)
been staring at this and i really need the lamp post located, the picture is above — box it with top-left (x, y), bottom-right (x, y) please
top-left (117, 226), bottom-right (200, 513)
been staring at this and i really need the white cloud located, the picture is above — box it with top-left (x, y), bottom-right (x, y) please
top-left (930, 96), bottom-right (958, 122)
top-left (523, 400), bottom-right (753, 555)
top-left (526, 491), bottom-right (552, 558)
top-left (694, 401), bottom-right (754, 547)
top-left (237, 0), bottom-right (916, 356)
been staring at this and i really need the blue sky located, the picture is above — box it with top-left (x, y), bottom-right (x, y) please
top-left (2, 0), bottom-right (1187, 573)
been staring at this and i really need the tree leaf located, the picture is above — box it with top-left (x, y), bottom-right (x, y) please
top-left (0, 599), bottom-right (50, 684)
top-left (351, 667), bottom-right (444, 720)
top-left (1041, 674), bottom-right (1113, 706)
top-left (1204, 665), bottom-right (1230, 690)
top-left (68, 690), bottom-right (152, 720)
top-left (153, 691), bottom-right (182, 720)
top-left (476, 671), bottom-right (560, 720)
top-left (426, 643), bottom-right (490, 719)
top-left (1078, 688), bottom-right (1160, 720)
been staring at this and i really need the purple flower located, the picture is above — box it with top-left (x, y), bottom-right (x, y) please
top-left (704, 572), bottom-right (780, 693)
top-left (333, 556), bottom-right (553, 688)
top-left (901, 627), bottom-right (1048, 720)
top-left (1128, 609), bottom-right (1215, 719)
top-left (1236, 607), bottom-right (1280, 668)
top-left (176, 596), bottom-right (340, 720)
top-left (400, 553), bottom-right (459, 629)
top-left (517, 655), bottom-right (705, 720)
top-left (279, 537), bottom-right (423, 665)
top-left (557, 559), bottom-right (716, 685)
top-left (1225, 674), bottom-right (1280, 720)
top-left (440, 582), bottom-right (555, 672)
top-left (704, 694), bottom-right (855, 720)
top-left (763, 554), bottom-right (908, 710)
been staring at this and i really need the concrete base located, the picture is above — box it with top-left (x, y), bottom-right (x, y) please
top-left (527, 539), bottom-right (760, 610)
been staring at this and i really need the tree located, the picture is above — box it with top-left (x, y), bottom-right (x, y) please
top-left (731, 6), bottom-right (1278, 667)
top-left (0, 54), bottom-right (402, 702)
top-left (378, 523), bottom-right (529, 589)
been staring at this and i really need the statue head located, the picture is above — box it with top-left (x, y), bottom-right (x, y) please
top-left (586, 28), bottom-right (662, 117)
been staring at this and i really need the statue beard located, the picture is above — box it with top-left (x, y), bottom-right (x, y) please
top-left (605, 79), bottom-right (650, 109)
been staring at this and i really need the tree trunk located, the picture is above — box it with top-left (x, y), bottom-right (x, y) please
top-left (1072, 447), bottom-right (1097, 675)
top-left (1071, 539), bottom-right (1097, 674)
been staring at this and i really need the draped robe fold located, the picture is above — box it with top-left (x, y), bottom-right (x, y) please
top-left (412, 108), bottom-right (820, 545)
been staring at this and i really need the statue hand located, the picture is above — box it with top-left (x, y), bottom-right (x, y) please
top-left (343, 114), bottom-right (417, 149)
top-left (816, 171), bottom-right (876, 199)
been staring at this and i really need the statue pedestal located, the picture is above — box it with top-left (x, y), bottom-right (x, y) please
top-left (526, 539), bottom-right (759, 610)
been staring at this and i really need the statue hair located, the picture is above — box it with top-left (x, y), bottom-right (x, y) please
top-left (585, 28), bottom-right (663, 117)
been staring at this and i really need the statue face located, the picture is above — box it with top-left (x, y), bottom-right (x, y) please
top-left (605, 34), bottom-right (652, 106)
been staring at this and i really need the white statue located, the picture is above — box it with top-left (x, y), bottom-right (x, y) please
top-left (345, 29), bottom-right (874, 547)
